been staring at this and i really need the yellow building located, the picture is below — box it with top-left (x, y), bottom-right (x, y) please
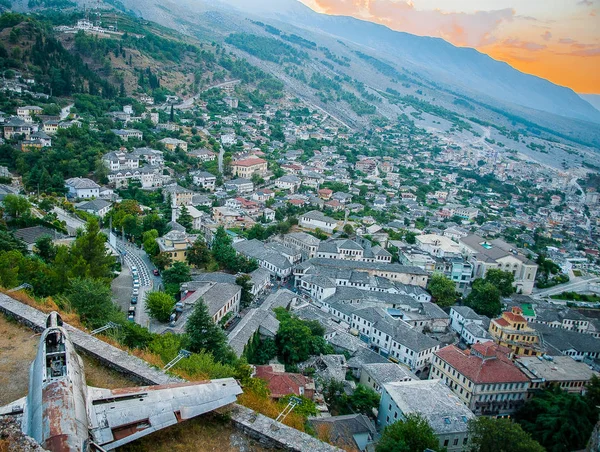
top-left (231, 157), bottom-right (268, 178)
top-left (155, 230), bottom-right (196, 265)
top-left (489, 307), bottom-right (544, 357)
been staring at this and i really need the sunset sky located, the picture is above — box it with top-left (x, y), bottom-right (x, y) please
top-left (299, 0), bottom-right (600, 94)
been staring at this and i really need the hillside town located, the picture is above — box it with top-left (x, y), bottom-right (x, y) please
top-left (0, 11), bottom-right (599, 452)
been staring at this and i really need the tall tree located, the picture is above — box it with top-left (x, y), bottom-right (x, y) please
top-left (428, 273), bottom-right (457, 308)
top-left (467, 417), bottom-right (544, 452)
top-left (67, 278), bottom-right (119, 328)
top-left (236, 274), bottom-right (254, 309)
top-left (466, 280), bottom-right (502, 317)
top-left (187, 237), bottom-right (211, 268)
top-left (484, 269), bottom-right (515, 297)
top-left (514, 386), bottom-right (596, 452)
top-left (34, 235), bottom-right (57, 262)
top-left (70, 219), bottom-right (114, 280)
top-left (177, 205), bottom-right (193, 231)
top-left (145, 291), bottom-right (176, 323)
top-left (376, 413), bottom-right (440, 452)
top-left (3, 194), bottom-right (30, 219)
top-left (347, 384), bottom-right (380, 417)
top-left (185, 300), bottom-right (234, 364)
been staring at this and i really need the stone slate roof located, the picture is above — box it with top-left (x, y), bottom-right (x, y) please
top-left (309, 414), bottom-right (376, 447)
top-left (383, 379), bottom-right (475, 435)
top-left (304, 258), bottom-right (428, 275)
top-left (76, 198), bottom-right (111, 212)
top-left (65, 177), bottom-right (100, 189)
top-left (362, 363), bottom-right (418, 384)
top-left (234, 239), bottom-right (292, 272)
top-left (532, 323), bottom-right (600, 354)
top-left (14, 226), bottom-right (62, 245)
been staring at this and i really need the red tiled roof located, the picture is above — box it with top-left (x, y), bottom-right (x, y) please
top-left (232, 158), bottom-right (266, 167)
top-left (288, 199), bottom-right (305, 205)
top-left (436, 344), bottom-right (529, 384)
top-left (255, 366), bottom-right (314, 398)
top-left (504, 312), bottom-right (526, 323)
top-left (494, 318), bottom-right (510, 327)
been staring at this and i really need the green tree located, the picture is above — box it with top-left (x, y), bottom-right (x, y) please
top-left (467, 417), bottom-right (544, 452)
top-left (0, 230), bottom-right (28, 254)
top-left (377, 413), bottom-right (440, 452)
top-left (514, 386), bottom-right (596, 452)
top-left (145, 291), bottom-right (176, 323)
top-left (152, 252), bottom-right (173, 271)
top-left (585, 374), bottom-right (600, 410)
top-left (34, 235), bottom-right (57, 262)
top-left (275, 318), bottom-right (313, 364)
top-left (186, 237), bottom-right (211, 268)
top-left (343, 223), bottom-right (354, 236)
top-left (484, 269), bottom-right (515, 297)
top-left (466, 280), bottom-right (502, 317)
top-left (212, 226), bottom-right (238, 269)
top-left (428, 273), bottom-right (457, 308)
top-left (177, 205), bottom-right (193, 231)
top-left (142, 229), bottom-right (159, 257)
top-left (70, 219), bottom-right (114, 280)
top-left (348, 384), bottom-right (380, 417)
top-left (185, 299), bottom-right (234, 364)
top-left (3, 194), bottom-right (30, 219)
top-left (67, 278), bottom-right (119, 328)
top-left (236, 274), bottom-right (254, 309)
top-left (162, 261), bottom-right (191, 286)
top-left (0, 250), bottom-right (22, 289)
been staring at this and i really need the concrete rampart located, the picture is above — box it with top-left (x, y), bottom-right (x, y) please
top-left (0, 293), bottom-right (341, 451)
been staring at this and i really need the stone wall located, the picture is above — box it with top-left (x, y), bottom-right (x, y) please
top-left (0, 293), bottom-right (341, 451)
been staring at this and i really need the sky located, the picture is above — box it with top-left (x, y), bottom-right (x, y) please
top-left (299, 0), bottom-right (600, 94)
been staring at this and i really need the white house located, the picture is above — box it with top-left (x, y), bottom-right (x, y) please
top-left (65, 177), bottom-right (100, 199)
top-left (192, 171), bottom-right (217, 191)
top-left (299, 210), bottom-right (337, 234)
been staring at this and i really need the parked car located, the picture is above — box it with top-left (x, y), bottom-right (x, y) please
top-left (127, 307), bottom-right (136, 322)
top-left (132, 288), bottom-right (139, 296)
top-left (153, 269), bottom-right (160, 276)
top-left (133, 280), bottom-right (140, 288)
top-left (131, 296), bottom-right (138, 305)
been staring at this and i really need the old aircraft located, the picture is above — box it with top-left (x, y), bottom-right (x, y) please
top-left (0, 312), bottom-right (243, 451)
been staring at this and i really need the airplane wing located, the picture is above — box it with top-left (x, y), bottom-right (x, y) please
top-left (0, 396), bottom-right (26, 416)
top-left (87, 378), bottom-right (243, 450)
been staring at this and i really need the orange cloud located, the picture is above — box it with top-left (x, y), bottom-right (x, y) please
top-left (302, 0), bottom-right (600, 93)
top-left (311, 0), bottom-right (514, 47)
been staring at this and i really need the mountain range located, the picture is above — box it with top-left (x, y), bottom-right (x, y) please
top-left (147, 0), bottom-right (600, 125)
top-left (14, 0), bottom-right (600, 153)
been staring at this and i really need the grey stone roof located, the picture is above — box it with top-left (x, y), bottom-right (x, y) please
top-left (228, 309), bottom-right (280, 357)
top-left (384, 380), bottom-right (474, 435)
top-left (14, 226), bottom-right (62, 245)
top-left (182, 282), bottom-right (241, 318)
top-left (76, 198), bottom-right (111, 212)
top-left (301, 210), bottom-right (336, 223)
top-left (451, 306), bottom-right (486, 321)
top-left (227, 178), bottom-right (253, 186)
top-left (309, 414), bottom-right (376, 444)
top-left (304, 258), bottom-right (428, 275)
top-left (347, 347), bottom-right (389, 369)
top-left (362, 363), bottom-right (418, 384)
top-left (262, 289), bottom-right (297, 311)
top-left (463, 322), bottom-right (492, 340)
top-left (285, 231), bottom-right (321, 246)
top-left (65, 177), bottom-right (100, 189)
top-left (532, 323), bottom-right (600, 353)
top-left (234, 239), bottom-right (292, 271)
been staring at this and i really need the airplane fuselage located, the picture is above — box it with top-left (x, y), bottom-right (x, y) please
top-left (23, 313), bottom-right (90, 452)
